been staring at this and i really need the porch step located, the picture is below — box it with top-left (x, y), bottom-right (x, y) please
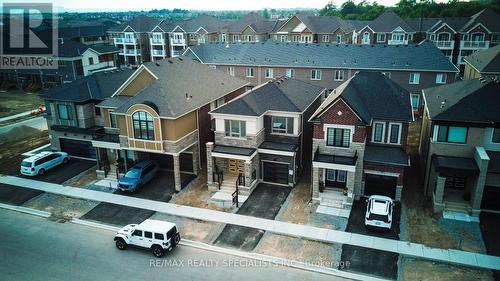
top-left (320, 198), bottom-right (344, 208)
top-left (316, 205), bottom-right (351, 218)
top-left (444, 201), bottom-right (471, 213)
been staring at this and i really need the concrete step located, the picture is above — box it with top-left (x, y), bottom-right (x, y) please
top-left (320, 198), bottom-right (344, 209)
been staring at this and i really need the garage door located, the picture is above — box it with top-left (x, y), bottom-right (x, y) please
top-left (59, 138), bottom-right (96, 159)
top-left (262, 161), bottom-right (288, 185)
top-left (481, 186), bottom-right (500, 211)
top-left (148, 153), bottom-right (193, 172)
top-left (364, 173), bottom-right (397, 199)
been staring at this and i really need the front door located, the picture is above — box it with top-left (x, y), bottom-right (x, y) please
top-left (228, 159), bottom-right (245, 175)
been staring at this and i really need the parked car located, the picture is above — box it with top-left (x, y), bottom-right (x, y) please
top-left (117, 160), bottom-right (159, 192)
top-left (114, 219), bottom-right (181, 257)
top-left (20, 151), bottom-right (70, 176)
top-left (365, 195), bottom-right (394, 230)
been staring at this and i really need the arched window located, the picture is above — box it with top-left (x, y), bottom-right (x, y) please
top-left (132, 111), bottom-right (154, 140)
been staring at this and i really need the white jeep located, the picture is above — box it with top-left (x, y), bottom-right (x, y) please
top-left (114, 219), bottom-right (181, 257)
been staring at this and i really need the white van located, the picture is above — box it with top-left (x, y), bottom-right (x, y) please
top-left (20, 151), bottom-right (70, 176)
top-left (114, 219), bottom-right (181, 257)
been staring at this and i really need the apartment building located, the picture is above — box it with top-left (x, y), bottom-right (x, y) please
top-left (309, 72), bottom-right (413, 213)
top-left (463, 44), bottom-right (500, 80)
top-left (93, 58), bottom-right (249, 191)
top-left (420, 78), bottom-right (500, 215)
top-left (207, 77), bottom-right (325, 197)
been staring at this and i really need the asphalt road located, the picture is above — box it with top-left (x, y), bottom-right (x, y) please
top-left (0, 209), bottom-right (345, 281)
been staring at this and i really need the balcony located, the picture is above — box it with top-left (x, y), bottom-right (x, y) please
top-left (122, 49), bottom-right (140, 55)
top-left (171, 50), bottom-right (184, 57)
top-left (114, 37), bottom-right (137, 45)
top-left (150, 38), bottom-right (164, 45)
top-left (460, 40), bottom-right (489, 49)
top-left (388, 39), bottom-right (408, 45)
top-left (313, 148), bottom-right (358, 170)
top-left (151, 49), bottom-right (165, 56)
top-left (432, 40), bottom-right (454, 49)
top-left (171, 38), bottom-right (186, 45)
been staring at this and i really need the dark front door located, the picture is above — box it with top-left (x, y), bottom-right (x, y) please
top-left (364, 173), bottom-right (397, 198)
top-left (444, 175), bottom-right (467, 190)
top-left (262, 161), bottom-right (288, 185)
top-left (59, 138), bottom-right (96, 159)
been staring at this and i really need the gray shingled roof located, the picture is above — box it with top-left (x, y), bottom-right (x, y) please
top-left (461, 8), bottom-right (500, 32)
top-left (405, 18), bottom-right (441, 32)
top-left (424, 78), bottom-right (500, 125)
top-left (211, 77), bottom-right (324, 116)
top-left (58, 40), bottom-right (89, 57)
top-left (110, 57), bottom-right (249, 118)
top-left (108, 15), bottom-right (160, 32)
top-left (294, 14), bottom-right (348, 33)
top-left (311, 72), bottom-right (413, 124)
top-left (369, 11), bottom-right (414, 32)
top-left (464, 45), bottom-right (500, 74)
top-left (364, 145), bottom-right (410, 166)
top-left (427, 17), bottom-right (469, 33)
top-left (186, 40), bottom-right (458, 72)
top-left (87, 44), bottom-right (120, 54)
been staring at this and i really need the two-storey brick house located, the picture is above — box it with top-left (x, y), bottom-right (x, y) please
top-left (206, 77), bottom-right (325, 198)
top-left (309, 72), bottom-right (413, 213)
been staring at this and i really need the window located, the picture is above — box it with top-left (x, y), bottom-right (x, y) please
top-left (221, 33), bottom-right (227, 42)
top-left (388, 123), bottom-right (401, 144)
top-left (411, 94), bottom-right (420, 109)
top-left (285, 68), bottom-right (295, 78)
top-left (189, 33), bottom-right (196, 40)
top-left (382, 72), bottom-right (391, 78)
top-left (471, 32), bottom-right (484, 42)
top-left (225, 120), bottom-right (246, 138)
top-left (334, 70), bottom-right (344, 81)
top-left (392, 33), bottom-right (405, 42)
top-left (362, 32), bottom-right (370, 44)
top-left (246, 35), bottom-right (252, 42)
top-left (280, 35), bottom-right (287, 42)
top-left (154, 233), bottom-right (164, 240)
top-left (372, 122), bottom-right (385, 143)
top-left (435, 125), bottom-right (467, 144)
top-left (322, 35), bottom-right (330, 42)
top-left (88, 57), bottom-right (94, 65)
top-left (409, 73), bottom-right (420, 84)
top-left (336, 35), bottom-right (342, 44)
top-left (272, 116), bottom-right (294, 134)
top-left (109, 111), bottom-right (117, 128)
top-left (58, 60), bottom-right (65, 66)
top-left (233, 34), bottom-right (240, 41)
top-left (265, 68), bottom-right (274, 78)
top-left (301, 35), bottom-right (312, 43)
top-left (144, 231), bottom-right (153, 239)
top-left (492, 128), bottom-right (500, 143)
top-left (292, 35), bottom-right (300, 42)
top-left (94, 106), bottom-right (101, 116)
top-left (132, 111), bottom-right (154, 140)
top-left (57, 104), bottom-right (72, 120)
top-left (326, 128), bottom-right (350, 148)
top-left (436, 73), bottom-right (446, 84)
top-left (311, 69), bottom-right (321, 80)
top-left (430, 34), bottom-right (435, 41)
top-left (227, 67), bottom-right (235, 77)
top-left (132, 230), bottom-right (142, 236)
top-left (377, 33), bottom-right (386, 42)
top-left (246, 67), bottom-right (254, 77)
top-left (326, 169), bottom-right (347, 183)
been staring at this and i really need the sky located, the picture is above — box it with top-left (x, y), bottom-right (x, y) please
top-left (48, 0), bottom-right (409, 12)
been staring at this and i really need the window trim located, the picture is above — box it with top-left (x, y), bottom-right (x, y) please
top-left (265, 68), bottom-right (274, 78)
top-left (334, 70), bottom-right (344, 81)
top-left (372, 122), bottom-right (386, 143)
top-left (377, 33), bottom-right (386, 42)
top-left (224, 119), bottom-right (246, 138)
top-left (311, 69), bottom-right (322, 80)
top-left (436, 73), bottom-right (446, 84)
top-left (432, 125), bottom-right (468, 144)
top-left (411, 94), bottom-right (420, 110)
top-left (285, 68), bottom-right (295, 78)
top-left (246, 67), bottom-right (254, 77)
top-left (409, 73), bottom-right (420, 84)
top-left (326, 169), bottom-right (347, 183)
top-left (388, 122), bottom-right (402, 145)
top-left (57, 104), bottom-right (72, 120)
top-left (271, 116), bottom-right (294, 135)
top-left (324, 124), bottom-right (353, 148)
top-left (227, 66), bottom-right (235, 77)
top-left (322, 35), bottom-right (330, 42)
top-left (132, 111), bottom-right (155, 140)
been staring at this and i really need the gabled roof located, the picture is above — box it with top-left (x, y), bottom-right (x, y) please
top-left (369, 11), bottom-right (414, 33)
top-left (57, 40), bottom-right (89, 57)
top-left (108, 15), bottom-right (160, 33)
top-left (464, 44), bottom-right (500, 74)
top-left (461, 8), bottom-right (500, 33)
top-left (405, 18), bottom-right (441, 32)
top-left (310, 72), bottom-right (413, 124)
top-left (183, 14), bottom-right (222, 33)
top-left (427, 17), bottom-right (469, 33)
top-left (185, 40), bottom-right (458, 73)
top-left (294, 13), bottom-right (348, 34)
top-left (211, 77), bottom-right (324, 116)
top-left (223, 12), bottom-right (279, 33)
top-left (423, 78), bottom-right (500, 125)
top-left (109, 57), bottom-right (249, 118)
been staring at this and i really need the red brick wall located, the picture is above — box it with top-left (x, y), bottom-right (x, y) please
top-left (363, 162), bottom-right (405, 185)
top-left (313, 98), bottom-right (366, 141)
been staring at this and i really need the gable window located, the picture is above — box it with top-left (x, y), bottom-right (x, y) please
top-left (377, 33), bottom-right (386, 42)
top-left (336, 35), bottom-right (342, 44)
top-left (227, 67), bottom-right (235, 77)
top-left (292, 35), bottom-right (300, 42)
top-left (132, 111), bottom-right (155, 140)
top-left (246, 67), bottom-right (254, 77)
top-left (272, 116), bottom-right (294, 134)
top-left (434, 125), bottom-right (467, 144)
top-left (88, 57), bottom-right (94, 65)
top-left (57, 104), bottom-right (72, 120)
top-left (189, 33), bottom-right (196, 40)
top-left (492, 128), bottom-right (500, 143)
top-left (311, 69), bottom-right (321, 80)
top-left (109, 111), bottom-right (117, 128)
top-left (436, 73), bottom-right (446, 84)
top-left (233, 35), bottom-right (240, 42)
top-left (409, 73), bottom-right (420, 84)
top-left (388, 123), bottom-right (402, 144)
top-left (372, 122), bottom-right (385, 143)
top-left (334, 70), bottom-right (344, 81)
top-left (362, 32), bottom-right (370, 44)
top-left (225, 120), bottom-right (246, 138)
top-left (411, 94), bottom-right (420, 109)
top-left (326, 127), bottom-right (350, 148)
top-left (285, 68), bottom-right (295, 78)
top-left (322, 35), bottom-right (330, 42)
top-left (391, 33), bottom-right (405, 42)
top-left (471, 32), bottom-right (484, 42)
top-left (265, 68), bottom-right (274, 78)
top-left (198, 34), bottom-right (206, 44)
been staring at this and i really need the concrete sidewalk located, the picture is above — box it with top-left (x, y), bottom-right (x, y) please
top-left (1, 175), bottom-right (499, 271)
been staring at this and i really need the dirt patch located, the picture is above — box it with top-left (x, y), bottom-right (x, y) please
top-left (401, 257), bottom-right (493, 281)
top-left (0, 90), bottom-right (44, 118)
top-left (172, 169), bottom-right (230, 212)
top-left (0, 130), bottom-right (49, 175)
top-left (150, 212), bottom-right (223, 243)
top-left (255, 233), bottom-right (343, 268)
top-left (23, 193), bottom-right (100, 218)
top-left (63, 167), bottom-right (98, 187)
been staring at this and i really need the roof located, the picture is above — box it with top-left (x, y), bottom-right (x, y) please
top-left (108, 15), bottom-right (160, 32)
top-left (111, 57), bottom-right (249, 118)
top-left (183, 14), bottom-right (222, 33)
top-left (223, 12), bottom-right (266, 33)
top-left (294, 14), bottom-right (349, 33)
top-left (138, 219), bottom-right (176, 232)
top-left (213, 145), bottom-right (256, 156)
top-left (57, 40), bottom-right (89, 57)
top-left (461, 8), bottom-right (500, 32)
top-left (427, 17), bottom-right (469, 33)
top-left (310, 72), bottom-right (413, 124)
top-left (87, 44), bottom-right (120, 54)
top-left (369, 11), bottom-right (414, 33)
top-left (464, 45), bottom-right (500, 74)
top-left (211, 77), bottom-right (324, 116)
top-left (23, 151), bottom-right (53, 162)
top-left (364, 145), bottom-right (410, 167)
top-left (405, 18), bottom-right (441, 32)
top-left (186, 40), bottom-right (458, 73)
top-left (424, 78), bottom-right (500, 125)
top-left (433, 155), bottom-right (479, 176)
top-left (42, 68), bottom-right (135, 103)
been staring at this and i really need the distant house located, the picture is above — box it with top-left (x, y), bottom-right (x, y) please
top-left (463, 44), bottom-right (500, 80)
top-left (357, 11), bottom-right (416, 45)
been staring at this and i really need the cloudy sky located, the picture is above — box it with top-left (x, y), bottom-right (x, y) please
top-left (50, 0), bottom-right (416, 12)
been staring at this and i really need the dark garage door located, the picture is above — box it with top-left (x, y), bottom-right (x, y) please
top-left (481, 186), bottom-right (500, 211)
top-left (364, 173), bottom-right (397, 198)
top-left (148, 153), bottom-right (193, 172)
top-left (59, 138), bottom-right (96, 159)
top-left (262, 161), bottom-right (288, 185)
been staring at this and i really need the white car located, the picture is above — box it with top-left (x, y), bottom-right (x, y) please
top-left (365, 195), bottom-right (394, 230)
top-left (20, 151), bottom-right (70, 176)
top-left (114, 219), bottom-right (181, 257)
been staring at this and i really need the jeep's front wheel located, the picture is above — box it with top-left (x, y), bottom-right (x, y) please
top-left (115, 238), bottom-right (127, 250)
top-left (151, 245), bottom-right (164, 257)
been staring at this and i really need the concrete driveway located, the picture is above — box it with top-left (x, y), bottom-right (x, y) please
top-left (339, 198), bottom-right (401, 280)
top-left (19, 158), bottom-right (96, 184)
top-left (213, 183), bottom-right (291, 251)
top-left (480, 212), bottom-right (500, 280)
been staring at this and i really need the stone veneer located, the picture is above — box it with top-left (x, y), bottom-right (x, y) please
top-left (214, 129), bottom-right (265, 149)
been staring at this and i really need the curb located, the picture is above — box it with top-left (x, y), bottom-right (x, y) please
top-left (0, 203), bottom-right (51, 218)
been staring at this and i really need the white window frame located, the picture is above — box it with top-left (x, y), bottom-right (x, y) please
top-left (326, 169), bottom-right (347, 183)
top-left (246, 35), bottom-right (253, 42)
top-left (271, 116), bottom-right (294, 135)
top-left (265, 68), bottom-right (274, 78)
top-left (336, 34), bottom-right (342, 44)
top-left (362, 32), bottom-right (370, 44)
top-left (372, 121), bottom-right (386, 143)
top-left (285, 68), bottom-right (295, 78)
top-left (233, 34), bottom-right (240, 42)
top-left (292, 35), bottom-right (300, 42)
top-left (409, 73), bottom-right (420, 84)
top-left (221, 33), bottom-right (227, 42)
top-left (382, 72), bottom-right (391, 78)
top-left (322, 35), bottom-right (330, 42)
top-left (324, 124), bottom-right (354, 149)
top-left (225, 120), bottom-right (246, 138)
top-left (280, 35), bottom-right (287, 42)
top-left (246, 67), bottom-right (254, 77)
top-left (209, 65), bottom-right (217, 70)
top-left (436, 73), bottom-right (446, 84)
top-left (387, 122), bottom-right (402, 145)
top-left (334, 70), bottom-right (344, 81)
top-left (377, 33), bottom-right (386, 42)
top-left (301, 35), bottom-right (312, 43)
top-left (411, 94), bottom-right (420, 109)
top-left (311, 69), bottom-right (322, 80)
top-left (228, 67), bottom-right (235, 77)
